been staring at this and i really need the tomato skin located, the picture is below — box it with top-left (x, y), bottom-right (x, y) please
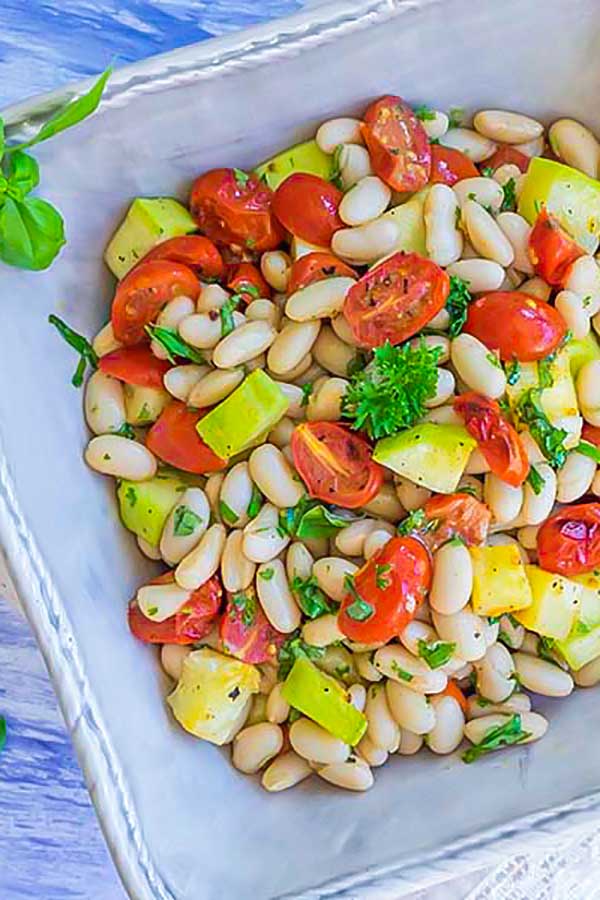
top-left (430, 145), bottom-right (479, 185)
top-left (227, 262), bottom-right (271, 299)
top-left (343, 251), bottom-right (450, 348)
top-left (146, 402), bottom-right (226, 474)
top-left (272, 174), bottom-right (344, 247)
top-left (484, 146), bottom-right (530, 173)
top-left (140, 235), bottom-right (224, 280)
top-left (464, 291), bottom-right (568, 361)
top-left (582, 424), bottom-right (600, 447)
top-left (128, 573), bottom-right (222, 645)
top-left (361, 95), bottom-right (431, 192)
top-left (528, 208), bottom-right (585, 286)
top-left (422, 492), bottom-right (491, 552)
top-left (338, 536), bottom-right (431, 643)
top-left (441, 681), bottom-right (468, 713)
top-left (189, 168), bottom-right (284, 253)
top-left (111, 260), bottom-right (201, 346)
top-left (287, 252), bottom-right (356, 295)
top-left (98, 346), bottom-right (170, 389)
top-left (291, 421), bottom-right (383, 509)
top-left (454, 392), bottom-right (530, 487)
top-left (219, 588), bottom-right (287, 664)
top-left (537, 503), bottom-right (600, 575)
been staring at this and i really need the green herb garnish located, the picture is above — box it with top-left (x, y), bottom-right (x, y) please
top-left (448, 106), bottom-right (465, 128)
top-left (417, 639), bottom-right (456, 669)
top-left (505, 360), bottom-right (521, 386)
top-left (278, 634), bottom-right (325, 679)
top-left (233, 168), bottom-right (250, 187)
top-left (115, 423), bottom-right (136, 440)
top-left (462, 713), bottom-right (531, 763)
top-left (231, 591), bottom-right (257, 628)
top-left (515, 389), bottom-right (568, 469)
top-left (537, 636), bottom-right (557, 662)
top-left (291, 575), bottom-right (335, 619)
top-left (343, 574), bottom-right (374, 621)
top-left (0, 716), bottom-right (5, 754)
top-left (445, 276), bottom-right (473, 338)
top-left (486, 351), bottom-right (502, 369)
top-left (247, 485), bottom-right (263, 519)
top-left (173, 505), bottom-right (202, 537)
top-left (259, 567), bottom-right (275, 581)
top-left (219, 500), bottom-right (239, 525)
top-left (145, 324), bottom-right (205, 364)
top-left (48, 315), bottom-right (98, 387)
top-left (375, 563), bottom-right (392, 590)
top-left (413, 104), bottom-right (437, 121)
top-left (500, 177), bottom-right (517, 212)
top-left (330, 144), bottom-right (344, 189)
top-left (300, 382), bottom-right (314, 407)
top-left (576, 440), bottom-right (600, 464)
top-left (219, 294), bottom-right (242, 338)
top-left (346, 350), bottom-right (369, 378)
top-left (278, 497), bottom-right (361, 540)
top-left (526, 466), bottom-right (545, 495)
top-left (481, 166), bottom-right (494, 178)
top-left (390, 660), bottom-right (414, 682)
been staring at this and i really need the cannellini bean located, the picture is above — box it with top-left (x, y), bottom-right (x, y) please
top-left (331, 312), bottom-right (360, 347)
top-left (256, 560), bottom-right (301, 633)
top-left (232, 723), bottom-right (283, 774)
top-left (521, 462), bottom-right (557, 525)
top-left (424, 368), bottom-right (456, 408)
top-left (399, 620), bottom-right (436, 656)
top-left (457, 474), bottom-right (484, 500)
top-left (348, 683), bottom-right (367, 712)
top-left (313, 557), bottom-right (358, 603)
top-left (179, 311), bottom-right (243, 349)
top-left (439, 127), bottom-right (496, 162)
top-left (302, 614), bottom-right (344, 648)
top-left (354, 651), bottom-right (383, 682)
top-left (307, 377), bottom-right (348, 422)
top-left (290, 718), bottom-right (349, 764)
top-left (577, 359), bottom-right (600, 425)
top-left (204, 472), bottom-right (225, 518)
top-left (84, 371), bottom-right (126, 435)
top-left (160, 487), bottom-right (210, 565)
top-left (123, 383), bottom-right (170, 426)
top-left (493, 163), bottom-right (522, 186)
top-left (291, 359), bottom-right (324, 386)
top-left (316, 117), bottom-right (364, 153)
top-left (465, 712), bottom-right (548, 748)
top-left (212, 321), bottom-right (276, 369)
top-left (163, 364), bottom-right (208, 402)
top-left (334, 519), bottom-right (377, 556)
top-left (496, 212), bottom-right (534, 274)
top-left (484, 473), bottom-right (523, 524)
top-left (161, 644), bottom-right (191, 681)
top-left (243, 503), bottom-right (290, 563)
top-left (474, 643), bottom-right (516, 703)
top-left (286, 277), bottom-right (355, 322)
top-left (564, 256), bottom-right (600, 312)
top-left (274, 383), bottom-right (303, 420)
top-left (557, 450), bottom-right (596, 502)
top-left (260, 250), bottom-right (291, 293)
top-left (410, 334), bottom-right (450, 363)
top-left (220, 462), bottom-right (253, 528)
top-left (451, 333), bottom-right (506, 399)
top-left (513, 135), bottom-right (545, 158)
top-left (432, 607), bottom-right (487, 662)
top-left (338, 143), bottom-right (374, 190)
top-left (424, 183), bottom-right (463, 266)
top-left (397, 728), bottom-right (424, 755)
top-left (301, 535), bottom-right (329, 559)
top-left (151, 296), bottom-right (196, 358)
top-left (92, 321), bottom-right (121, 357)
top-left (318, 757), bottom-right (373, 791)
top-left (362, 483), bottom-right (404, 522)
top-left (247, 694), bottom-right (268, 725)
top-left (174, 523), bottom-right (226, 590)
top-left (137, 581), bottom-right (190, 622)
top-left (483, 619), bottom-right (500, 648)
top-left (221, 529), bottom-right (256, 592)
top-left (465, 446), bottom-right (491, 475)
top-left (246, 298), bottom-right (281, 329)
top-left (453, 176), bottom-right (504, 213)
top-left (521, 276), bottom-right (552, 301)
top-left (357, 736), bottom-right (388, 767)
top-left (520, 431), bottom-right (545, 465)
top-left (312, 325), bottom-right (355, 377)
top-left (549, 118), bottom-right (600, 178)
top-left (374, 645), bottom-right (447, 695)
top-left (249, 444), bottom-right (304, 508)
top-left (592, 471), bottom-right (600, 497)
top-left (429, 541), bottom-right (473, 615)
top-left (189, 368), bottom-right (245, 408)
top-left (473, 109), bottom-right (543, 144)
top-left (422, 404), bottom-right (463, 426)
top-left (574, 656), bottom-right (600, 687)
top-left (446, 258), bottom-right (505, 293)
top-left (339, 176), bottom-right (391, 227)
top-left (426, 695), bottom-right (465, 754)
top-left (266, 683), bottom-right (290, 725)
top-left (394, 477), bottom-right (431, 511)
top-left (463, 200), bottom-right (514, 267)
top-left (286, 541), bottom-right (314, 582)
top-left (85, 435), bottom-right (157, 481)
top-left (513, 652), bottom-right (574, 697)
top-left (520, 632), bottom-right (540, 656)
top-left (364, 684), bottom-right (400, 751)
top-left (331, 218), bottom-right (400, 265)
top-left (267, 321), bottom-right (320, 375)
top-left (137, 536), bottom-right (161, 560)
top-left (196, 283), bottom-right (229, 312)
top-left (555, 290), bottom-right (591, 340)
top-left (466, 692), bottom-right (531, 720)
top-left (427, 308), bottom-right (450, 331)
top-left (385, 681), bottom-right (436, 734)
top-left (364, 528), bottom-right (393, 559)
top-left (517, 525), bottom-right (539, 550)
top-left (261, 751), bottom-right (312, 792)
top-left (421, 110), bottom-right (449, 140)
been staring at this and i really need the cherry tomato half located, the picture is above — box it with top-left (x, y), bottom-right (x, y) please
top-left (128, 573), bottom-right (222, 645)
top-left (227, 262), bottom-right (271, 300)
top-left (111, 260), bottom-right (201, 346)
top-left (219, 587), bottom-right (287, 664)
top-left (464, 291), bottom-right (568, 361)
top-left (582, 424), bottom-right (600, 447)
top-left (338, 536), bottom-right (431, 643)
top-left (430, 145), bottom-right (479, 185)
top-left (291, 421), bottom-right (383, 509)
top-left (454, 392), bottom-right (530, 487)
top-left (98, 346), bottom-right (170, 389)
top-left (140, 235), bottom-right (224, 280)
top-left (484, 145), bottom-right (530, 173)
top-left (287, 252), bottom-right (356, 295)
top-left (190, 168), bottom-right (284, 253)
top-left (343, 251), bottom-right (449, 348)
top-left (528, 208), bottom-right (585, 286)
top-left (537, 503), bottom-right (600, 575)
top-left (361, 95), bottom-right (431, 192)
top-left (146, 402), bottom-right (226, 474)
top-left (420, 492), bottom-right (491, 553)
top-left (272, 174), bottom-right (343, 247)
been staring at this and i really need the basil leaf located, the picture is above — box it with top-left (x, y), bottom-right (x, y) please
top-left (295, 503), bottom-right (362, 540)
top-left (462, 713), bottom-right (531, 763)
top-left (417, 639), bottom-right (456, 669)
top-left (576, 440), bottom-right (600, 464)
top-left (48, 314), bottom-right (98, 387)
top-left (145, 324), bottom-right (205, 364)
top-left (0, 195), bottom-right (65, 270)
top-left (10, 67), bottom-right (112, 153)
top-left (0, 715), bottom-right (5, 754)
top-left (219, 500), bottom-right (239, 525)
top-left (291, 575), bottom-right (335, 619)
top-left (6, 150), bottom-right (39, 198)
top-left (173, 505), bottom-right (202, 537)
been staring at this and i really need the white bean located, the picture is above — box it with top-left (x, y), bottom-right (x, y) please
top-left (426, 695), bottom-right (465, 754)
top-left (84, 371), bottom-right (126, 435)
top-left (220, 461), bottom-right (253, 528)
top-left (179, 311), bottom-right (242, 350)
top-left (339, 176), bottom-right (390, 227)
top-left (450, 333), bottom-right (507, 399)
top-left (453, 176), bottom-right (504, 213)
top-left (397, 728), bottom-right (424, 755)
top-left (196, 283), bottom-right (229, 313)
top-left (385, 681), bottom-right (436, 734)
top-left (424, 368), bottom-right (456, 408)
top-left (357, 736), bottom-right (388, 767)
top-left (232, 723), bottom-right (283, 774)
top-left (137, 581), bottom-right (190, 622)
top-left (123, 384), bottom-right (169, 426)
top-left (373, 645), bottom-right (447, 695)
top-left (307, 377), bottom-right (348, 422)
top-left (92, 321), bottom-right (121, 357)
top-left (85, 435), bottom-right (157, 481)
top-left (446, 259), bottom-right (505, 293)
top-left (521, 276), bottom-right (551, 301)
top-left (266, 683), bottom-right (290, 725)
top-left (555, 290), bottom-right (591, 340)
top-left (204, 472), bottom-right (225, 518)
top-left (549, 118), bottom-right (600, 178)
top-left (463, 200), bottom-right (514, 267)
top-left (338, 144), bottom-right (374, 190)
top-left (137, 536), bottom-right (162, 560)
top-left (512, 653), bottom-right (574, 697)
top-left (484, 473), bottom-right (523, 524)
top-left (267, 321), bottom-right (320, 375)
top-left (439, 127), bottom-right (497, 162)
top-left (312, 325), bottom-right (355, 376)
top-left (313, 557), bottom-right (358, 603)
top-left (289, 718), bottom-right (349, 764)
top-left (394, 477), bottom-right (432, 512)
top-left (302, 614), bottom-right (344, 648)
top-left (466, 692), bottom-right (530, 720)
top-left (496, 212), bottom-right (534, 274)
top-left (249, 444), bottom-right (304, 508)
top-left (593, 471), bottom-right (600, 497)
top-left (557, 450), bottom-right (596, 502)
top-left (160, 644), bottom-right (191, 681)
top-left (332, 519), bottom-right (374, 556)
top-left (362, 483), bottom-right (404, 523)
top-left (174, 523), bottom-right (226, 590)
top-left (465, 446), bottom-right (491, 475)
top-left (246, 298), bottom-right (281, 329)
top-left (493, 163), bottom-right (522, 186)
top-left (564, 256), bottom-right (600, 314)
top-left (432, 607), bottom-right (487, 661)
top-left (331, 312), bottom-right (360, 347)
top-left (464, 712), bottom-right (548, 748)
top-left (422, 405), bottom-right (463, 426)
top-left (364, 528), bottom-right (393, 559)
top-left (316, 117), bottom-right (364, 153)
top-left (285, 277), bottom-right (355, 322)
top-left (574, 656), bottom-right (600, 687)
top-left (473, 110), bottom-right (543, 144)
top-left (160, 487), bottom-right (210, 565)
top-left (261, 751), bottom-right (312, 792)
top-left (364, 684), bottom-right (400, 751)
top-left (221, 529), bottom-right (256, 592)
top-left (354, 652), bottom-right (382, 683)
top-left (256, 560), bottom-right (301, 633)
top-left (516, 525), bottom-right (539, 551)
top-left (212, 321), bottom-right (276, 369)
top-left (243, 503), bottom-right (290, 563)
top-left (429, 541), bottom-right (473, 615)
top-left (317, 757), bottom-right (373, 791)
top-left (189, 368), bottom-right (245, 408)
top-left (521, 462), bottom-right (557, 525)
top-left (474, 643), bottom-right (516, 703)
top-left (260, 250), bottom-right (291, 293)
top-left (331, 218), bottom-right (400, 265)
top-left (513, 136), bottom-right (544, 158)
top-left (152, 296), bottom-right (196, 358)
top-left (577, 359), bottom-right (600, 425)
top-left (163, 364), bottom-right (208, 402)
top-left (424, 183), bottom-right (463, 266)
top-left (348, 683), bottom-right (367, 712)
top-left (421, 110), bottom-right (449, 140)
top-left (286, 541), bottom-right (314, 582)
top-left (399, 619), bottom-right (436, 656)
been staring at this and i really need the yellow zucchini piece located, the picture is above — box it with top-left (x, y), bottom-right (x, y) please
top-left (515, 566), bottom-right (582, 640)
top-left (470, 545), bottom-right (533, 617)
top-left (566, 332), bottom-right (600, 378)
top-left (373, 423), bottom-right (476, 494)
top-left (381, 189), bottom-right (428, 256)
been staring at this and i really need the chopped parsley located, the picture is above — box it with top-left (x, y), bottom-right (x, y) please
top-left (219, 500), bottom-right (239, 525)
top-left (278, 635), bottom-right (325, 679)
top-left (413, 104), bottom-right (437, 121)
top-left (278, 497), bottom-right (361, 540)
top-left (537, 636), bottom-right (558, 662)
top-left (526, 466), bottom-right (546, 495)
top-left (505, 360), bottom-right (521, 386)
top-left (147, 606), bottom-right (158, 617)
top-left (375, 563), bottom-right (392, 590)
top-left (219, 294), bottom-right (242, 338)
top-left (341, 338), bottom-right (441, 439)
top-left (445, 276), bottom-right (473, 338)
top-left (48, 314), bottom-right (98, 387)
top-left (418, 639), bottom-right (456, 669)
top-left (259, 567), bottom-right (275, 581)
top-left (125, 486), bottom-right (137, 507)
top-left (115, 422), bottom-right (136, 439)
top-left (500, 177), bottom-right (517, 212)
top-left (397, 507), bottom-right (438, 537)
top-left (576, 440), bottom-right (600, 464)
top-left (145, 324), bottom-right (205, 364)
top-left (462, 713), bottom-right (531, 764)
top-left (486, 351), bottom-right (502, 369)
top-left (246, 485), bottom-right (263, 519)
top-left (537, 355), bottom-right (555, 389)
top-left (231, 591), bottom-right (257, 628)
top-left (343, 574), bottom-right (374, 621)
top-left (330, 144), bottom-right (344, 189)
top-left (291, 574), bottom-right (335, 619)
top-left (481, 166), bottom-right (494, 178)
top-left (233, 167), bottom-right (250, 187)
top-left (0, 716), bottom-right (5, 754)
top-left (173, 505), bottom-right (202, 537)
top-left (448, 106), bottom-right (465, 129)
top-left (515, 388), bottom-right (568, 469)
top-left (300, 382), bottom-right (314, 407)
top-left (390, 660), bottom-right (414, 682)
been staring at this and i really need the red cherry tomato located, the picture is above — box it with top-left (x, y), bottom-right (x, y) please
top-left (272, 173), bottom-right (344, 247)
top-left (415, 492), bottom-right (491, 553)
top-left (98, 346), bottom-right (170, 389)
top-left (291, 421), bottom-right (383, 509)
top-left (111, 260), bottom-right (201, 346)
top-left (464, 291), bottom-right (568, 361)
top-left (189, 168), bottom-right (284, 253)
top-left (227, 262), bottom-right (271, 300)
top-left (484, 145), bottom-right (530, 173)
top-left (537, 503), bottom-right (600, 575)
top-left (343, 251), bottom-right (449, 348)
top-left (360, 95), bottom-right (431, 192)
top-left (338, 536), bottom-right (431, 643)
top-left (528, 208), bottom-right (585, 286)
top-left (140, 235), bottom-right (224, 280)
top-left (582, 424), bottom-right (600, 447)
top-left (146, 402), bottom-right (226, 474)
top-left (287, 252), bottom-right (356, 295)
top-left (128, 573), bottom-right (222, 645)
top-left (219, 587), bottom-right (287, 664)
top-left (430, 145), bottom-right (479, 185)
top-left (454, 392), bottom-right (530, 487)
top-left (441, 680), bottom-right (468, 713)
